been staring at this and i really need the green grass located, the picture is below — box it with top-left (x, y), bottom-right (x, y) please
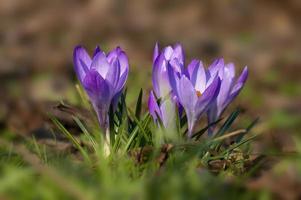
top-left (0, 85), bottom-right (269, 200)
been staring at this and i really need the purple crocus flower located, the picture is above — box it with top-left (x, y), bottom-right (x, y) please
top-left (73, 45), bottom-right (129, 131)
top-left (168, 59), bottom-right (221, 137)
top-left (148, 43), bottom-right (184, 127)
top-left (207, 59), bottom-right (248, 133)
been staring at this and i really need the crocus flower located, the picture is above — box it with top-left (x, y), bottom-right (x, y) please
top-left (207, 59), bottom-right (248, 133)
top-left (148, 43), bottom-right (184, 127)
top-left (168, 60), bottom-right (221, 137)
top-left (152, 43), bottom-right (184, 98)
top-left (73, 45), bottom-right (129, 131)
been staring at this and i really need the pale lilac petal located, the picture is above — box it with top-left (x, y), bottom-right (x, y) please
top-left (194, 61), bottom-right (207, 93)
top-left (158, 71), bottom-right (170, 98)
top-left (152, 53), bottom-right (163, 96)
top-left (216, 64), bottom-right (236, 114)
top-left (208, 58), bottom-right (224, 76)
top-left (225, 63), bottom-right (235, 78)
top-left (195, 76), bottom-right (221, 118)
top-left (169, 58), bottom-right (183, 74)
top-left (163, 46), bottom-right (173, 60)
top-left (152, 53), bottom-right (169, 97)
top-left (178, 76), bottom-right (197, 111)
top-left (160, 100), bottom-right (175, 128)
top-left (105, 58), bottom-right (120, 91)
top-left (178, 76), bottom-right (198, 136)
top-left (226, 66), bottom-right (249, 107)
top-left (231, 66), bottom-right (248, 96)
top-left (73, 46), bottom-right (92, 83)
top-left (106, 48), bottom-right (119, 62)
top-left (107, 47), bottom-right (129, 75)
top-left (186, 59), bottom-right (199, 81)
top-left (206, 59), bottom-right (223, 88)
top-left (171, 44), bottom-right (184, 66)
top-left (116, 67), bottom-right (129, 92)
top-left (117, 51), bottom-right (129, 75)
top-left (91, 52), bottom-right (110, 78)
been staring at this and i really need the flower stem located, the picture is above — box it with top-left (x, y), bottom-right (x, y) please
top-left (103, 127), bottom-right (110, 157)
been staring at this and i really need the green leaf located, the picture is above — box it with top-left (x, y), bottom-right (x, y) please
top-left (123, 113), bottom-right (151, 152)
top-left (49, 114), bottom-right (91, 165)
top-left (73, 116), bottom-right (98, 152)
top-left (235, 117), bottom-right (259, 142)
top-left (214, 108), bottom-right (241, 138)
top-left (192, 119), bottom-right (222, 140)
top-left (135, 89), bottom-right (143, 120)
top-left (109, 104), bottom-right (115, 146)
top-left (129, 108), bottom-right (151, 142)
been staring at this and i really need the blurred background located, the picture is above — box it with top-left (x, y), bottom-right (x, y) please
top-left (0, 0), bottom-right (300, 197)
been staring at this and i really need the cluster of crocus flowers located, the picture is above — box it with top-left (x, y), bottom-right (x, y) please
top-left (148, 43), bottom-right (184, 128)
top-left (73, 45), bottom-right (129, 131)
top-left (148, 44), bottom-right (248, 137)
top-left (73, 43), bottom-right (248, 139)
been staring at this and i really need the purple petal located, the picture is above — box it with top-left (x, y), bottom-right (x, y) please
top-left (83, 70), bottom-right (113, 128)
top-left (216, 64), bottom-right (236, 114)
top-left (107, 47), bottom-right (129, 75)
top-left (195, 76), bottom-right (221, 118)
top-left (117, 51), bottom-right (129, 75)
top-left (193, 61), bottom-right (207, 93)
top-left (207, 58), bottom-right (225, 85)
top-left (112, 91), bottom-right (122, 111)
top-left (225, 66), bottom-right (248, 108)
top-left (178, 76), bottom-right (198, 136)
top-left (167, 63), bottom-right (180, 98)
top-left (225, 63), bottom-right (235, 78)
top-left (93, 45), bottom-right (102, 57)
top-left (153, 42), bottom-right (159, 63)
top-left (116, 68), bottom-right (128, 92)
top-left (178, 76), bottom-right (197, 111)
top-left (73, 46), bottom-right (92, 83)
top-left (209, 58), bottom-right (224, 74)
top-left (152, 53), bottom-right (162, 97)
top-left (171, 43), bottom-right (184, 67)
top-left (148, 91), bottom-right (162, 122)
top-left (231, 66), bottom-right (248, 96)
top-left (152, 53), bottom-right (169, 97)
top-left (83, 70), bottom-right (112, 103)
top-left (105, 58), bottom-right (120, 92)
top-left (207, 103), bottom-right (218, 123)
top-left (186, 59), bottom-right (199, 81)
top-left (163, 46), bottom-right (174, 60)
top-left (169, 58), bottom-right (183, 74)
top-left (91, 52), bottom-right (110, 78)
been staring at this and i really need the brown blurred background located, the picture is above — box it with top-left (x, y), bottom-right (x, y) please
top-left (0, 0), bottom-right (300, 146)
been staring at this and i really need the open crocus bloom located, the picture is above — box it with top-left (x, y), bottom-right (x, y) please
top-left (148, 43), bottom-right (184, 127)
top-left (168, 60), bottom-right (221, 137)
top-left (73, 45), bottom-right (129, 131)
top-left (207, 59), bottom-right (248, 133)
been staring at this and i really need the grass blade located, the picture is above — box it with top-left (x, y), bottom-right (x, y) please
top-left (135, 89), bottom-right (143, 120)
